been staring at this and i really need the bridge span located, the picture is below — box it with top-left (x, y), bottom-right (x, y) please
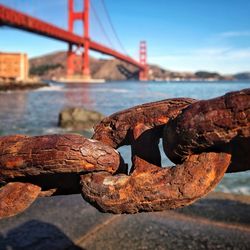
top-left (0, 1), bottom-right (148, 81)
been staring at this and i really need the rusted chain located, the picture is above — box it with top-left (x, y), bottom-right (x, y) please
top-left (93, 98), bottom-right (196, 166)
top-left (163, 88), bottom-right (250, 172)
top-left (0, 89), bottom-right (249, 218)
top-left (0, 134), bottom-right (121, 218)
top-left (81, 153), bottom-right (231, 213)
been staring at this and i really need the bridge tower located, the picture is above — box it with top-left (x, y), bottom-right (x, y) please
top-left (67, 0), bottom-right (90, 79)
top-left (139, 41), bottom-right (148, 81)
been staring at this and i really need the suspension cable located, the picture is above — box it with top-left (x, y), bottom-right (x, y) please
top-left (100, 0), bottom-right (129, 56)
top-left (90, 1), bottom-right (115, 49)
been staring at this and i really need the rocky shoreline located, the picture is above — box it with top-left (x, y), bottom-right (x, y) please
top-left (0, 81), bottom-right (48, 91)
top-left (0, 192), bottom-right (249, 249)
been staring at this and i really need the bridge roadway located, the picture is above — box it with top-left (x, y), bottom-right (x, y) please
top-left (0, 4), bottom-right (143, 70)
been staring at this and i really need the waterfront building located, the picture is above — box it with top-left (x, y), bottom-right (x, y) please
top-left (0, 52), bottom-right (29, 81)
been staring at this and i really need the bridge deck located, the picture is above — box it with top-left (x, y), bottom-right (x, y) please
top-left (0, 4), bottom-right (143, 69)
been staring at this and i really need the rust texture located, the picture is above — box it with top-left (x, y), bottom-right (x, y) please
top-left (80, 152), bottom-right (231, 213)
top-left (0, 182), bottom-right (41, 218)
top-left (163, 88), bottom-right (250, 172)
top-left (0, 134), bottom-right (121, 195)
top-left (0, 134), bottom-right (121, 218)
top-left (93, 98), bottom-right (196, 166)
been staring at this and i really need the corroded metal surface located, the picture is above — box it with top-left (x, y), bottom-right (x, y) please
top-left (163, 88), bottom-right (250, 172)
top-left (93, 98), bottom-right (196, 166)
top-left (80, 153), bottom-right (231, 213)
top-left (0, 134), bottom-right (121, 184)
top-left (0, 182), bottom-right (41, 218)
top-left (0, 134), bottom-right (121, 218)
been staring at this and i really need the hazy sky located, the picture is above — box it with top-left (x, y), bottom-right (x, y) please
top-left (0, 0), bottom-right (250, 74)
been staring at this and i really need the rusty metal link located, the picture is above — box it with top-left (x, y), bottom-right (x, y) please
top-left (163, 88), bottom-right (250, 173)
top-left (93, 98), bottom-right (196, 166)
top-left (81, 153), bottom-right (230, 213)
top-left (0, 89), bottom-right (249, 218)
top-left (0, 134), bottom-right (121, 218)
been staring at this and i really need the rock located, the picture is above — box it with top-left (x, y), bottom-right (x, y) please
top-left (58, 107), bottom-right (105, 130)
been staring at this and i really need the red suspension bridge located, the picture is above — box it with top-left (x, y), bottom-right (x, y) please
top-left (0, 0), bottom-right (148, 81)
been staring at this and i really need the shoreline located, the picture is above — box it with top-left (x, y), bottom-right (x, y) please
top-left (0, 81), bottom-right (49, 91)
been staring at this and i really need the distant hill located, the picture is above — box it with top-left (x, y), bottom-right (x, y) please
top-left (29, 51), bottom-right (139, 81)
top-left (234, 72), bottom-right (250, 80)
top-left (29, 51), bottom-right (237, 81)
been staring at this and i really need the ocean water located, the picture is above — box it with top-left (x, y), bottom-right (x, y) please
top-left (0, 80), bottom-right (249, 195)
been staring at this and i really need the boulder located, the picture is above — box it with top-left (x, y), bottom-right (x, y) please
top-left (58, 107), bottom-right (105, 130)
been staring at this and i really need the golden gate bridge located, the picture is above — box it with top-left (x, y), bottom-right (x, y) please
top-left (0, 0), bottom-right (148, 81)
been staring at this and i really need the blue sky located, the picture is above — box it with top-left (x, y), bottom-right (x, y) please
top-left (0, 0), bottom-right (250, 74)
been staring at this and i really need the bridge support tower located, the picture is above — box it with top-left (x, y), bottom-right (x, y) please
top-left (67, 0), bottom-right (90, 79)
top-left (139, 41), bottom-right (148, 81)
